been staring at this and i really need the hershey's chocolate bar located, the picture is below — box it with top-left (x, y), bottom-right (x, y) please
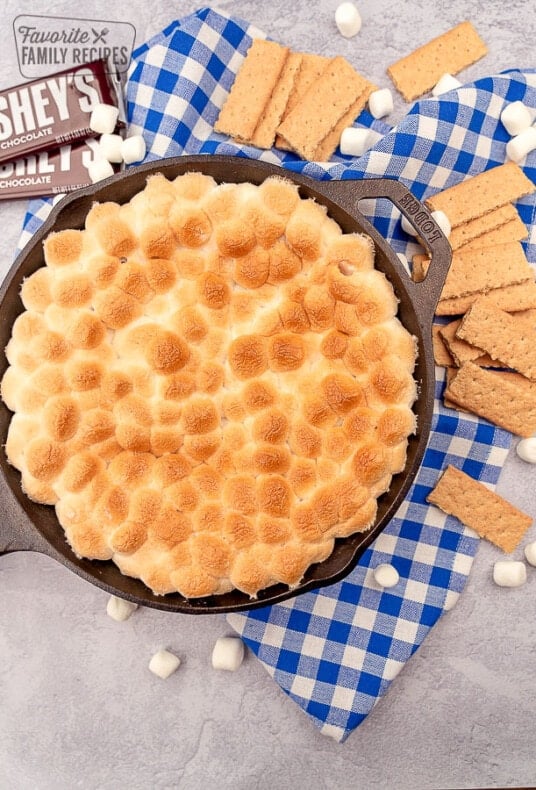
top-left (0, 60), bottom-right (122, 164)
top-left (0, 138), bottom-right (114, 200)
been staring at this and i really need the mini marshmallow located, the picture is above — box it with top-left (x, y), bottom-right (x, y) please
top-left (368, 88), bottom-right (394, 120)
top-left (431, 209), bottom-right (451, 238)
top-left (339, 127), bottom-right (373, 157)
top-left (99, 133), bottom-right (124, 164)
top-left (338, 260), bottom-right (356, 275)
top-left (401, 213), bottom-right (419, 237)
top-left (121, 135), bottom-right (147, 165)
top-left (335, 2), bottom-right (362, 37)
top-left (148, 649), bottom-right (181, 679)
top-left (87, 158), bottom-right (115, 184)
top-left (506, 126), bottom-right (536, 164)
top-left (106, 595), bottom-right (138, 622)
top-left (500, 101), bottom-right (533, 137)
top-left (516, 437), bottom-right (536, 464)
top-left (373, 563), bottom-right (400, 588)
top-left (89, 103), bottom-right (119, 135)
top-left (211, 636), bottom-right (245, 671)
top-left (493, 560), bottom-right (527, 588)
top-left (432, 73), bottom-right (462, 97)
top-left (524, 541), bottom-right (536, 567)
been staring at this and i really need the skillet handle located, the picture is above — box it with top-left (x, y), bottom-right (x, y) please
top-left (318, 177), bottom-right (452, 322)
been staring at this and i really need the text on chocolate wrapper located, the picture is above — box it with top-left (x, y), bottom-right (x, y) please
top-left (0, 138), bottom-right (99, 189)
top-left (0, 71), bottom-right (99, 142)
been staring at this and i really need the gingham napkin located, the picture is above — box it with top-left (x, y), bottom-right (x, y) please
top-left (15, 8), bottom-right (536, 743)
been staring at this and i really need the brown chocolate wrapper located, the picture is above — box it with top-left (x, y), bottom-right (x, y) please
top-left (0, 138), bottom-right (117, 200)
top-left (0, 59), bottom-right (123, 164)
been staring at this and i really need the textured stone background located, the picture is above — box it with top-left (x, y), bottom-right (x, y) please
top-left (1, 2), bottom-right (535, 788)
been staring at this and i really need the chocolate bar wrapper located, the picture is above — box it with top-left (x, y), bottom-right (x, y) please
top-left (0, 59), bottom-right (123, 164)
top-left (0, 137), bottom-right (114, 200)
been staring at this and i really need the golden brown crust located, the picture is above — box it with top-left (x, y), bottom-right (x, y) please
top-left (43, 230), bottom-right (84, 267)
top-left (3, 174), bottom-right (417, 599)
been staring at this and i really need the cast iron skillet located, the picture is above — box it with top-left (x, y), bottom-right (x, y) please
top-left (0, 155), bottom-right (451, 613)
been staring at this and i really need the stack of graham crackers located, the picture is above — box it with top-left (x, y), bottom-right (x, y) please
top-left (215, 22), bottom-right (489, 160)
top-left (418, 161), bottom-right (536, 437)
top-left (215, 39), bottom-right (376, 160)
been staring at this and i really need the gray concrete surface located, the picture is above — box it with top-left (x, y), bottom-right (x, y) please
top-left (1, 1), bottom-right (535, 788)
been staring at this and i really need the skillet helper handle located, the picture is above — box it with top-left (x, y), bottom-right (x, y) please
top-left (0, 477), bottom-right (51, 556)
top-left (0, 518), bottom-right (48, 555)
top-left (0, 522), bottom-right (27, 554)
top-left (321, 177), bottom-right (452, 322)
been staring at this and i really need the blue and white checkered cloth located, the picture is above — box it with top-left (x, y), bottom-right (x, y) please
top-left (15, 8), bottom-right (536, 743)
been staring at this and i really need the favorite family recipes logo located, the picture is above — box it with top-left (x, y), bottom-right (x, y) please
top-left (13, 15), bottom-right (136, 78)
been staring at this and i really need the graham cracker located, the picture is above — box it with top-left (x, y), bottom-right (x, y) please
top-left (449, 204), bottom-right (521, 250)
top-left (437, 280), bottom-right (536, 316)
top-left (276, 56), bottom-right (372, 160)
top-left (412, 254), bottom-right (430, 283)
top-left (425, 162), bottom-right (535, 228)
top-left (444, 364), bottom-right (536, 410)
top-left (432, 325), bottom-right (455, 366)
top-left (387, 22), bottom-right (488, 102)
top-left (427, 465), bottom-right (532, 553)
top-left (439, 319), bottom-right (486, 366)
top-left (485, 368), bottom-right (536, 392)
top-left (443, 361), bottom-right (507, 411)
top-left (456, 298), bottom-right (536, 380)
top-left (313, 83), bottom-right (376, 160)
top-left (459, 215), bottom-right (528, 252)
top-left (215, 40), bottom-right (289, 142)
top-left (444, 361), bottom-right (536, 436)
top-left (275, 53), bottom-right (331, 150)
top-left (474, 353), bottom-right (499, 367)
top-left (250, 51), bottom-right (302, 149)
top-left (440, 242), bottom-right (533, 300)
top-left (413, 208), bottom-right (528, 284)
top-left (443, 367), bottom-right (465, 410)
